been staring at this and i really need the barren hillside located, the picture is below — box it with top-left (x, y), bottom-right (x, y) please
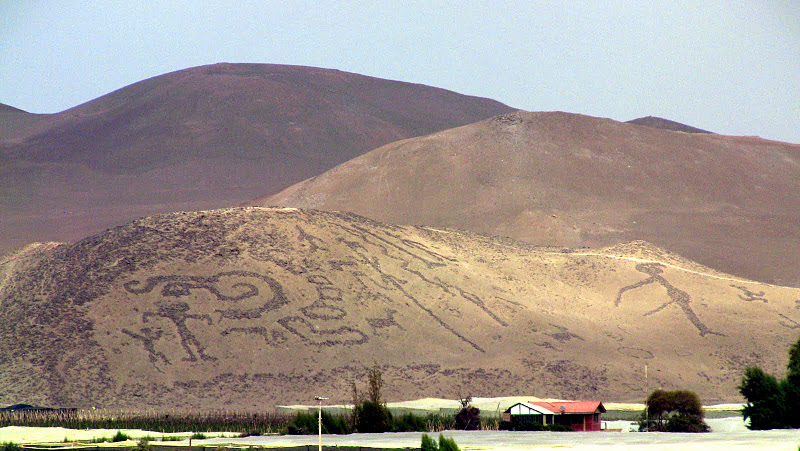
top-left (626, 116), bottom-right (711, 133)
top-left (259, 111), bottom-right (800, 286)
top-left (0, 63), bottom-right (512, 255)
top-left (1, 208), bottom-right (797, 409)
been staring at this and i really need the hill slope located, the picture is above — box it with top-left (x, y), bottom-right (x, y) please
top-left (0, 63), bottom-right (513, 255)
top-left (626, 116), bottom-right (711, 133)
top-left (259, 111), bottom-right (800, 286)
top-left (1, 208), bottom-right (797, 409)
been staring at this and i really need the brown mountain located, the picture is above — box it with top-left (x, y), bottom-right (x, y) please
top-left (0, 63), bottom-right (513, 256)
top-left (259, 111), bottom-right (800, 286)
top-left (1, 207), bottom-right (797, 409)
top-left (0, 103), bottom-right (28, 114)
top-left (626, 116), bottom-right (711, 134)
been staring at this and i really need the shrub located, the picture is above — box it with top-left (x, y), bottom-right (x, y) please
top-left (392, 413), bottom-right (428, 432)
top-left (111, 431), bottom-right (131, 442)
top-left (642, 389), bottom-right (708, 432)
top-left (454, 406), bottom-right (480, 430)
top-left (665, 414), bottom-right (709, 433)
top-left (352, 365), bottom-right (392, 433)
top-left (238, 430), bottom-right (262, 437)
top-left (287, 411), bottom-right (351, 435)
top-left (425, 413), bottom-right (455, 432)
top-left (354, 400), bottom-right (392, 433)
top-left (1, 442), bottom-right (21, 451)
top-left (420, 433), bottom-right (437, 451)
top-left (438, 434), bottom-right (459, 451)
top-left (136, 438), bottom-right (153, 451)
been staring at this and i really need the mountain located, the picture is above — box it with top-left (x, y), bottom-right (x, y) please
top-left (0, 63), bottom-right (513, 256)
top-left (1, 207), bottom-right (797, 409)
top-left (0, 103), bottom-right (28, 114)
top-left (0, 103), bottom-right (47, 140)
top-left (259, 111), bottom-right (800, 286)
top-left (626, 116), bottom-right (711, 134)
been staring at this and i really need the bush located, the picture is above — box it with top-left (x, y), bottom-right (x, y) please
top-left (136, 438), bottom-right (153, 451)
top-left (454, 406), bottom-right (480, 430)
top-left (438, 434), bottom-right (459, 451)
top-left (238, 430), bottom-right (262, 437)
top-left (190, 433), bottom-right (207, 439)
top-left (111, 431), bottom-right (131, 442)
top-left (392, 413), bottom-right (428, 432)
top-left (665, 414), bottom-right (710, 433)
top-left (420, 433), bottom-right (437, 451)
top-left (1, 442), bottom-right (21, 451)
top-left (355, 400), bottom-right (392, 433)
top-left (642, 389), bottom-right (708, 432)
top-left (352, 365), bottom-right (392, 433)
top-left (287, 411), bottom-right (351, 435)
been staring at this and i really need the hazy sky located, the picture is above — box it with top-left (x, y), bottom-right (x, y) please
top-left (2, 1), bottom-right (799, 143)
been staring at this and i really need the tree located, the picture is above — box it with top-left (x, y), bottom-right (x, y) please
top-left (454, 395), bottom-right (480, 430)
top-left (786, 336), bottom-right (800, 428)
top-left (739, 333), bottom-right (800, 429)
top-left (437, 434), bottom-right (460, 451)
top-left (420, 433), bottom-right (438, 451)
top-left (643, 389), bottom-right (708, 432)
top-left (739, 367), bottom-right (786, 430)
top-left (352, 364), bottom-right (392, 433)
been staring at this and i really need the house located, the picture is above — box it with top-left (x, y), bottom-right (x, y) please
top-left (503, 401), bottom-right (606, 431)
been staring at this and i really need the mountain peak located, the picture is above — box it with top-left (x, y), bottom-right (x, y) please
top-left (0, 102), bottom-right (28, 115)
top-left (626, 116), bottom-right (711, 134)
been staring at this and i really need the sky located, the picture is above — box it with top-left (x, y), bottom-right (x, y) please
top-left (1, 1), bottom-right (799, 143)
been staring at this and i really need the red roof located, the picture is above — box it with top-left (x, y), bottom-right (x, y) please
top-left (529, 401), bottom-right (606, 414)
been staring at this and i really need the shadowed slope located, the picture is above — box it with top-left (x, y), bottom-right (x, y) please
top-left (626, 116), bottom-right (711, 134)
top-left (1, 208), bottom-right (797, 408)
top-left (0, 63), bottom-right (513, 255)
top-left (260, 111), bottom-right (800, 286)
top-left (0, 103), bottom-right (28, 114)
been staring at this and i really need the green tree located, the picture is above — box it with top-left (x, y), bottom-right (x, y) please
top-left (739, 367), bottom-right (786, 430)
top-left (643, 389), bottom-right (708, 432)
top-left (352, 365), bottom-right (392, 433)
top-left (437, 434), bottom-right (460, 451)
top-left (420, 433), bottom-right (438, 451)
top-left (786, 336), bottom-right (800, 428)
top-left (739, 333), bottom-right (800, 429)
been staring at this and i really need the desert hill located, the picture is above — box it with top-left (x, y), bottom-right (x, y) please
top-left (259, 111), bottom-right (800, 286)
top-left (0, 103), bottom-right (28, 115)
top-left (1, 207), bottom-right (797, 409)
top-left (626, 116), bottom-right (711, 134)
top-left (0, 103), bottom-right (47, 139)
top-left (0, 63), bottom-right (513, 255)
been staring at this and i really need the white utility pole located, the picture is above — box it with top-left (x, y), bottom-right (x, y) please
top-left (315, 396), bottom-right (329, 451)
